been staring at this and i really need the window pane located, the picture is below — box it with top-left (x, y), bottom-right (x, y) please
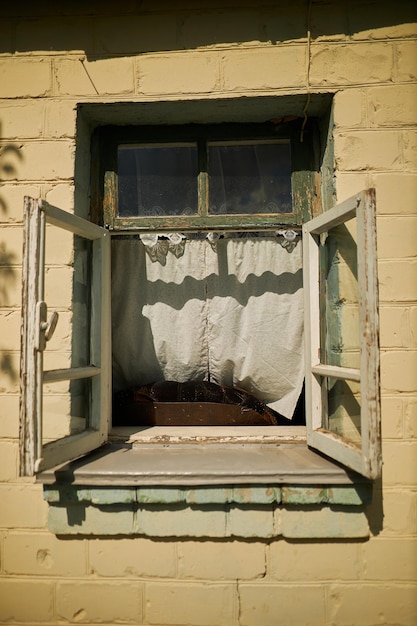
top-left (43, 231), bottom-right (91, 371)
top-left (208, 141), bottom-right (292, 214)
top-left (42, 227), bottom-right (94, 445)
top-left (320, 217), bottom-right (360, 369)
top-left (43, 378), bottom-right (90, 445)
top-left (324, 377), bottom-right (361, 447)
top-left (118, 144), bottom-right (198, 217)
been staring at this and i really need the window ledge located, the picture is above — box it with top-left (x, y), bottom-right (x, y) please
top-left (38, 439), bottom-right (372, 538)
top-left (37, 439), bottom-right (368, 487)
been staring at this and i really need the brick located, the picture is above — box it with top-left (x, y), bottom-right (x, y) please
top-left (378, 260), bottom-right (417, 302)
top-left (0, 579), bottom-right (54, 622)
top-left (329, 583), bottom-right (417, 626)
top-left (228, 505), bottom-right (275, 538)
top-left (95, 14), bottom-right (177, 54)
top-left (178, 540), bottom-right (265, 579)
top-left (231, 485), bottom-right (280, 504)
top-left (48, 504), bottom-right (135, 535)
top-left (381, 441), bottom-right (417, 486)
top-left (0, 395), bottom-right (19, 438)
top-left (282, 486), bottom-right (328, 504)
top-left (396, 41), bottom-right (417, 81)
top-left (15, 17), bottom-right (93, 53)
top-left (377, 217), bottom-right (417, 258)
top-left (44, 267), bottom-right (74, 308)
top-left (0, 58), bottom-right (51, 98)
top-left (44, 100), bottom-right (77, 138)
top-left (145, 582), bottom-right (234, 626)
top-left (280, 507), bottom-right (369, 538)
top-left (333, 89), bottom-right (365, 128)
top-left (380, 396), bottom-right (404, 439)
top-left (0, 101), bottom-right (45, 139)
top-left (379, 306), bottom-right (412, 349)
top-left (405, 397), bottom-right (417, 438)
top-left (363, 536), bottom-right (417, 580)
top-left (269, 540), bottom-right (361, 580)
top-left (375, 488), bottom-right (417, 536)
top-left (335, 172), bottom-right (371, 203)
top-left (328, 485), bottom-right (372, 505)
top-left (310, 43), bottom-right (392, 86)
top-left (0, 184), bottom-right (41, 224)
top-left (0, 225), bottom-right (22, 266)
top-left (334, 131), bottom-right (401, 171)
top-left (0, 310), bottom-right (21, 351)
top-left (2, 141), bottom-right (75, 182)
top-left (0, 440), bottom-right (18, 481)
top-left (371, 172), bottom-right (417, 215)
top-left (368, 84), bottom-right (417, 127)
top-left (137, 487), bottom-right (185, 504)
top-left (239, 584), bottom-right (326, 626)
top-left (139, 52), bottom-right (219, 95)
top-left (0, 352), bottom-right (20, 394)
top-left (135, 505), bottom-right (227, 538)
top-left (403, 129), bottom-right (417, 171)
top-left (179, 10), bottom-right (259, 49)
top-left (55, 57), bottom-right (134, 96)
top-left (380, 351), bottom-right (417, 393)
top-left (0, 485), bottom-right (47, 529)
top-left (222, 46), bottom-right (306, 90)
top-left (4, 531), bottom-right (86, 576)
top-left (89, 537), bottom-right (177, 577)
top-left (44, 183), bottom-right (75, 211)
top-left (57, 581), bottom-right (142, 623)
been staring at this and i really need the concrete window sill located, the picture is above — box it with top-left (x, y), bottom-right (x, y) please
top-left (37, 430), bottom-right (372, 539)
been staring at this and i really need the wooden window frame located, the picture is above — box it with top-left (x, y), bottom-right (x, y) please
top-left (20, 197), bottom-right (111, 475)
top-left (303, 189), bottom-right (381, 479)
top-left (19, 117), bottom-right (381, 481)
top-left (91, 121), bottom-right (317, 233)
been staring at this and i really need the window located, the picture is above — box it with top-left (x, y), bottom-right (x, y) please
top-left (20, 119), bottom-right (381, 480)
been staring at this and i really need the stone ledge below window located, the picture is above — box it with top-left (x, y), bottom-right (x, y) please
top-left (38, 443), bottom-right (372, 538)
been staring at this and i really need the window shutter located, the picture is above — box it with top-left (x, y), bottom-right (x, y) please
top-left (303, 189), bottom-right (381, 479)
top-left (20, 197), bottom-right (111, 475)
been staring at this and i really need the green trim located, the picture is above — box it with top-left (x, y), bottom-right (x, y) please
top-left (92, 119), bottom-right (320, 231)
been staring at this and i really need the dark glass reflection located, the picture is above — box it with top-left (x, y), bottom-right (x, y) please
top-left (208, 142), bottom-right (292, 214)
top-left (118, 144), bottom-right (198, 217)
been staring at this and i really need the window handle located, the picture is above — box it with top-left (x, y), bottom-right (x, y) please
top-left (36, 302), bottom-right (59, 351)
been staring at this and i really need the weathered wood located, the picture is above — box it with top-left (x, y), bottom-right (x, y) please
top-left (19, 198), bottom-right (111, 475)
top-left (20, 197), bottom-right (42, 476)
top-left (303, 189), bottom-right (381, 479)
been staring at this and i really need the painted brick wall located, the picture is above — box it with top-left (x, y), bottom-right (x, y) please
top-left (0, 1), bottom-right (416, 624)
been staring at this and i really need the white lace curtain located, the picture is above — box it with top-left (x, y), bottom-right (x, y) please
top-left (111, 233), bottom-right (304, 419)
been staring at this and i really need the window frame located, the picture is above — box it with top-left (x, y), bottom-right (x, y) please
top-left (303, 189), bottom-right (381, 479)
top-left (19, 197), bottom-right (111, 476)
top-left (19, 118), bottom-right (381, 481)
top-left (92, 121), bottom-right (317, 232)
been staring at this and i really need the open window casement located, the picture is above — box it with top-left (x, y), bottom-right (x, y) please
top-left (303, 189), bottom-right (381, 479)
top-left (20, 197), bottom-right (111, 476)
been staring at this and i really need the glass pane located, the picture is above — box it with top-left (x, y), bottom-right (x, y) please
top-left (118, 144), bottom-right (198, 217)
top-left (324, 377), bottom-right (361, 447)
top-left (208, 141), bottom-right (292, 214)
top-left (42, 378), bottom-right (90, 445)
top-left (320, 217), bottom-right (360, 369)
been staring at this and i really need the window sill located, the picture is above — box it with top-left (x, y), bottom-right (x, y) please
top-left (37, 427), bottom-right (367, 487)
top-left (38, 431), bottom-right (372, 538)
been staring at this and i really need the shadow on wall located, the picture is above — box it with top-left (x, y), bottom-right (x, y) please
top-left (0, 0), bottom-right (415, 56)
top-left (0, 122), bottom-right (22, 385)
